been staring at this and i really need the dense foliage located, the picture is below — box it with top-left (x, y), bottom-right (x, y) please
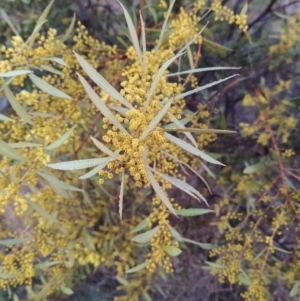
top-left (0, 0), bottom-right (299, 300)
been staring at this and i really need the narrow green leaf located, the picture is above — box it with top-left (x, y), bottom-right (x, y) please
top-left (155, 0), bottom-right (176, 50)
top-left (0, 139), bottom-right (26, 161)
top-left (181, 238), bottom-right (217, 250)
top-left (74, 52), bottom-right (133, 109)
top-left (140, 12), bottom-right (147, 72)
top-left (9, 142), bottom-right (43, 148)
top-left (40, 57), bottom-right (67, 66)
top-left (163, 245), bottom-right (182, 257)
top-left (119, 172), bottom-right (125, 219)
top-left (90, 136), bottom-right (120, 160)
top-left (118, 1), bottom-right (143, 70)
top-left (40, 65), bottom-right (63, 76)
top-left (290, 280), bottom-right (300, 297)
top-left (140, 98), bottom-right (173, 141)
top-left (173, 75), bottom-right (239, 101)
top-left (125, 261), bottom-right (148, 274)
top-left (28, 74), bottom-right (71, 99)
top-left (164, 111), bottom-right (198, 128)
top-left (3, 82), bottom-right (33, 125)
top-left (167, 66), bottom-right (241, 77)
top-left (0, 273), bottom-right (19, 279)
top-left (34, 261), bottom-right (62, 270)
top-left (237, 273), bottom-right (252, 286)
top-left (187, 45), bottom-right (194, 69)
top-left (240, 2), bottom-right (248, 15)
top-left (48, 157), bottom-right (112, 171)
top-left (176, 208), bottom-right (213, 216)
top-left (0, 237), bottom-right (31, 245)
top-left (164, 132), bottom-right (224, 166)
top-left (142, 291), bottom-right (152, 301)
top-left (0, 70), bottom-right (32, 77)
top-left (60, 286), bottom-right (73, 296)
top-left (131, 218), bottom-right (148, 233)
top-left (204, 261), bottom-right (226, 269)
top-left (79, 162), bottom-right (111, 179)
top-left (168, 225), bottom-right (183, 242)
top-left (37, 171), bottom-right (83, 192)
top-left (0, 113), bottom-right (13, 121)
top-left (0, 9), bottom-right (20, 37)
top-left (25, 197), bottom-right (58, 222)
top-left (274, 245), bottom-right (291, 254)
top-left (61, 13), bottom-right (76, 42)
top-left (45, 125), bottom-right (76, 150)
top-left (76, 72), bottom-right (129, 135)
top-left (243, 161), bottom-right (266, 174)
top-left (163, 128), bottom-right (237, 134)
top-left (132, 226), bottom-right (160, 243)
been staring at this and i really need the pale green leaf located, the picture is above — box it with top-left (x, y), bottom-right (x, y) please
top-left (90, 136), bottom-right (120, 160)
top-left (0, 237), bottom-right (31, 245)
top-left (48, 157), bottom-right (112, 171)
top-left (0, 139), bottom-right (26, 161)
top-left (118, 1), bottom-right (143, 70)
top-left (45, 125), bottom-right (76, 150)
top-left (241, 2), bottom-right (248, 15)
top-left (155, 0), bottom-right (176, 50)
top-left (29, 112), bottom-right (57, 118)
top-left (61, 13), bottom-right (76, 42)
top-left (164, 133), bottom-right (224, 166)
top-left (76, 72), bottom-right (129, 135)
top-left (40, 65), bottom-right (63, 76)
top-left (60, 286), bottom-right (73, 296)
top-left (204, 261), bottom-right (226, 269)
top-left (168, 66), bottom-right (241, 77)
top-left (79, 162), bottom-right (111, 179)
top-left (9, 142), bottom-right (43, 148)
top-left (176, 208), bottom-right (213, 216)
top-left (142, 291), bottom-right (152, 301)
top-left (290, 280), bottom-right (300, 297)
top-left (0, 9), bottom-right (21, 37)
top-left (3, 82), bottom-right (33, 125)
top-left (164, 111), bottom-right (198, 128)
top-left (74, 52), bottom-right (133, 109)
top-left (36, 171), bottom-right (83, 192)
top-left (168, 225), bottom-right (183, 242)
top-left (0, 70), bottom-right (32, 77)
top-left (34, 261), bottom-right (62, 270)
top-left (0, 273), bottom-right (19, 279)
top-left (125, 261), bottom-right (148, 274)
top-left (40, 57), bottom-right (67, 66)
top-left (163, 128), bottom-right (237, 134)
top-left (119, 172), bottom-right (125, 219)
top-left (237, 273), bottom-right (252, 286)
top-left (28, 74), bottom-right (71, 99)
top-left (131, 226), bottom-right (160, 243)
top-left (25, 197), bottom-right (58, 222)
top-left (181, 238), bottom-right (217, 250)
top-left (243, 161), bottom-right (266, 174)
top-left (140, 12), bottom-right (147, 72)
top-left (274, 245), bottom-right (291, 254)
top-left (140, 98), bottom-right (173, 141)
top-left (173, 74), bottom-right (239, 101)
top-left (131, 218), bottom-right (148, 233)
top-left (163, 245), bottom-right (182, 257)
top-left (0, 113), bottom-right (13, 121)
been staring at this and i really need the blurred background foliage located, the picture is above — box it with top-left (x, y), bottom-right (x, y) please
top-left (0, 0), bottom-right (300, 300)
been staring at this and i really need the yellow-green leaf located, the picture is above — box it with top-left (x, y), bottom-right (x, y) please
top-left (90, 136), bottom-right (120, 160)
top-left (0, 139), bottom-right (26, 161)
top-left (125, 261), bottom-right (148, 274)
top-left (175, 208), bottom-right (213, 216)
top-left (0, 70), bottom-right (32, 77)
top-left (61, 13), bottom-right (76, 42)
top-left (119, 172), bottom-right (125, 219)
top-left (163, 245), bottom-right (182, 257)
top-left (45, 125), bottom-right (76, 150)
top-left (132, 226), bottom-right (160, 243)
top-left (131, 218), bottom-right (148, 233)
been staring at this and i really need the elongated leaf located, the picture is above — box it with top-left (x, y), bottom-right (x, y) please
top-left (37, 171), bottom-right (82, 192)
top-left (132, 226), bottom-right (160, 243)
top-left (173, 75), bottom-right (239, 101)
top-left (163, 245), bottom-right (182, 257)
top-left (40, 65), bottom-right (63, 76)
top-left (74, 52), bottom-right (133, 109)
top-left (204, 261), bottom-right (226, 269)
top-left (181, 238), bottom-right (217, 250)
top-left (125, 261), bottom-right (148, 274)
top-left (61, 13), bottom-right (76, 42)
top-left (0, 113), bottom-right (13, 121)
top-left (237, 273), bottom-right (252, 286)
top-left (163, 128), bottom-right (237, 134)
top-left (290, 280), bottom-right (300, 297)
top-left (45, 125), bottom-right (76, 150)
top-left (79, 162), bottom-right (111, 179)
top-left (25, 197), bottom-right (58, 222)
top-left (34, 261), bottom-right (62, 270)
top-left (176, 208), bottom-right (213, 216)
top-left (167, 66), bottom-right (241, 77)
top-left (0, 273), bottom-right (19, 279)
top-left (168, 225), bottom-right (183, 242)
top-left (28, 74), bottom-right (71, 99)
top-left (164, 111), bottom-right (198, 128)
top-left (0, 139), bottom-right (26, 161)
top-left (0, 9), bottom-right (20, 37)
top-left (140, 98), bottom-right (173, 141)
top-left (155, 0), bottom-right (176, 50)
top-left (90, 136), bottom-right (120, 160)
top-left (48, 157), bottom-right (112, 171)
top-left (9, 142), bottom-right (43, 148)
top-left (77, 72), bottom-right (129, 135)
top-left (243, 161), bottom-right (266, 174)
top-left (0, 237), bottom-right (31, 245)
top-left (40, 57), bottom-right (67, 66)
top-left (0, 70), bottom-right (32, 77)
top-left (150, 168), bottom-right (208, 205)
top-left (3, 82), bottom-right (33, 125)
top-left (131, 218), bottom-right (148, 233)
top-left (119, 172), bottom-right (125, 219)
top-left (240, 2), bottom-right (248, 14)
top-left (60, 286), bottom-right (73, 296)
top-left (165, 133), bottom-right (224, 166)
top-left (140, 12), bottom-right (146, 72)
top-left (167, 112), bottom-right (197, 148)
